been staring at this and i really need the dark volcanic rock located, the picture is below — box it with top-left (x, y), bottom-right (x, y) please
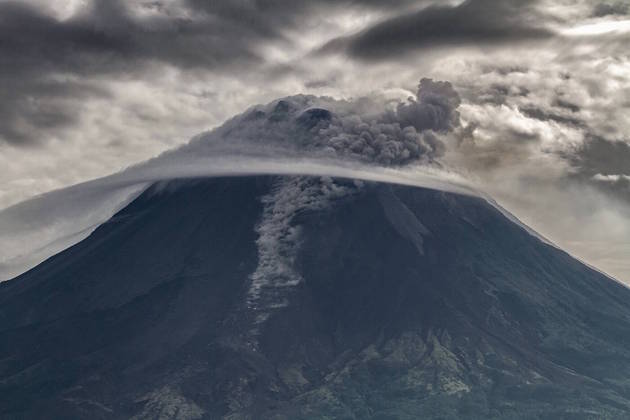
top-left (2, 176), bottom-right (630, 419)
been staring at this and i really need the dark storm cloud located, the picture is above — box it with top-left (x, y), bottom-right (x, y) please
top-left (1, 0), bottom-right (426, 78)
top-left (0, 77), bottom-right (109, 145)
top-left (0, 0), bottom-right (266, 144)
top-left (571, 136), bottom-right (630, 178)
top-left (592, 2), bottom-right (630, 17)
top-left (321, 0), bottom-right (553, 59)
top-left (566, 136), bottom-right (630, 203)
top-left (0, 0), bottom-right (292, 80)
top-left (0, 0), bottom-right (434, 145)
top-left (0, 0), bottom-right (301, 77)
top-left (183, 0), bottom-right (416, 33)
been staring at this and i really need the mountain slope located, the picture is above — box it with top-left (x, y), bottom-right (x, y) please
top-left (2, 176), bottom-right (630, 419)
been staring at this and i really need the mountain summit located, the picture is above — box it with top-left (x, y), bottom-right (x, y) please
top-left (2, 175), bottom-right (630, 419)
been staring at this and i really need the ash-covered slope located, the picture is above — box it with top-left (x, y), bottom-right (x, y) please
top-left (2, 176), bottom-right (630, 419)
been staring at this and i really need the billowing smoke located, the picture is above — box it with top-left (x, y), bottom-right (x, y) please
top-left (179, 78), bottom-right (460, 166)
top-left (396, 78), bottom-right (461, 133)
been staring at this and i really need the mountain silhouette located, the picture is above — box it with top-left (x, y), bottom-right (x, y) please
top-left (2, 176), bottom-right (630, 419)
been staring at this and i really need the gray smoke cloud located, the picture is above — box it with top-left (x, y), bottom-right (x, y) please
top-left (181, 78), bottom-right (459, 166)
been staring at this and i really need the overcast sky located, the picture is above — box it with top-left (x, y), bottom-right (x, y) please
top-left (1, 0), bottom-right (630, 283)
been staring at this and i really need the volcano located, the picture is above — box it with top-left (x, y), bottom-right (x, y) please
top-left (2, 175), bottom-right (630, 419)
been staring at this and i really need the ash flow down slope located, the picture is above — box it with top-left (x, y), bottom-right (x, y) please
top-left (3, 80), bottom-right (630, 418)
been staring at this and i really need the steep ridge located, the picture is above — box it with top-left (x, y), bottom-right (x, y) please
top-left (2, 176), bottom-right (630, 419)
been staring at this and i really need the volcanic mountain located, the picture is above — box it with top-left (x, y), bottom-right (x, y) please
top-left (2, 175), bottom-right (630, 419)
